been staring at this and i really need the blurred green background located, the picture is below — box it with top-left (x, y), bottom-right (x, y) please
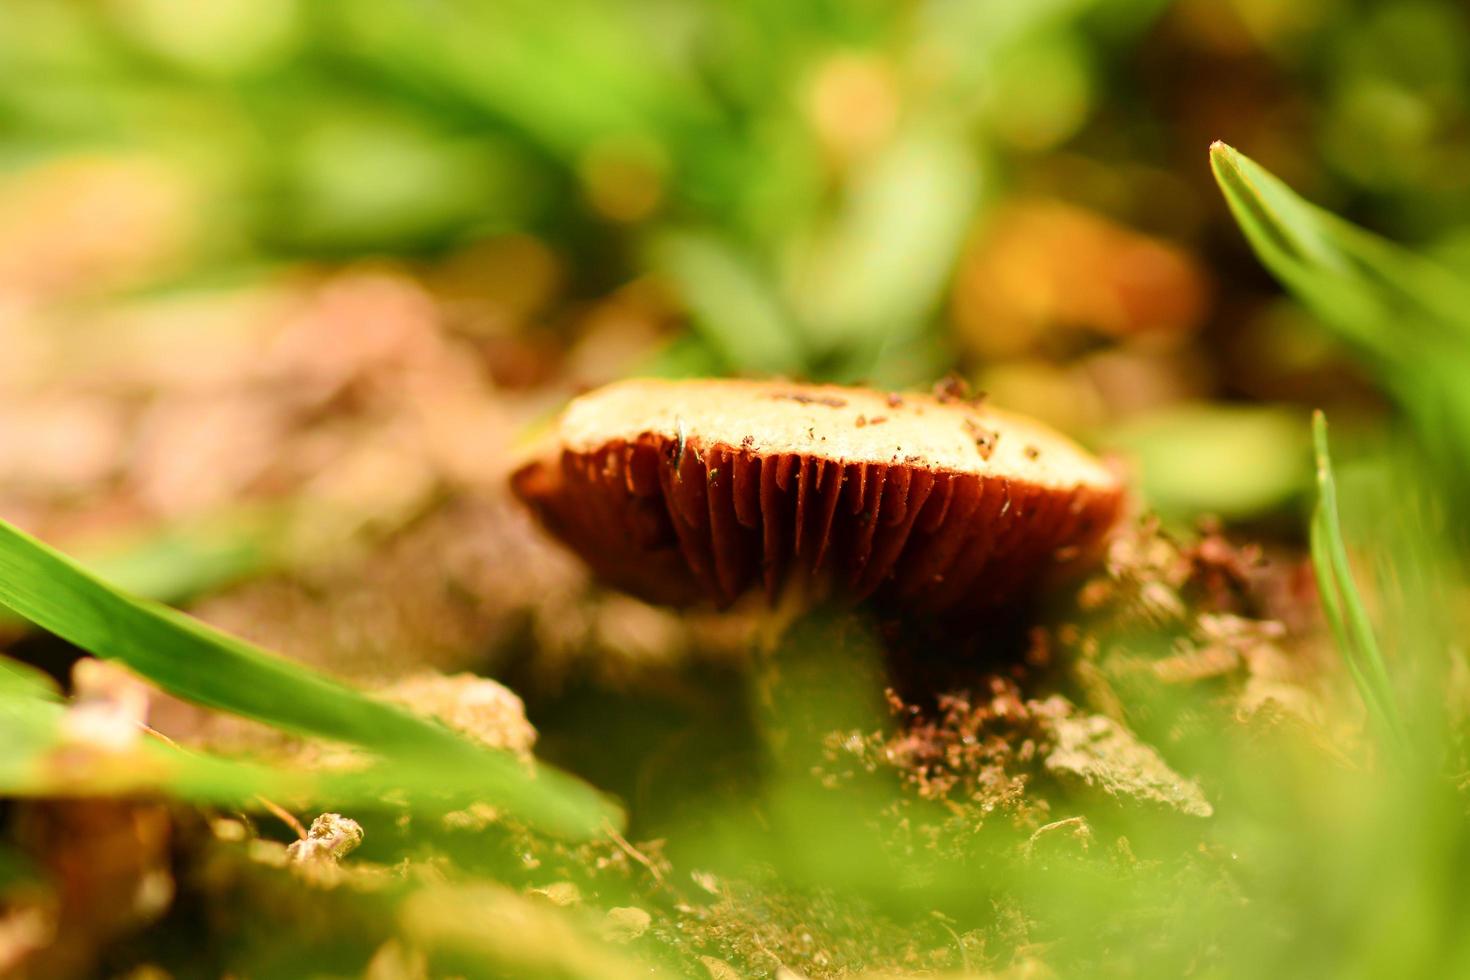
top-left (2, 0), bottom-right (1467, 540)
top-left (5, 1), bottom-right (1470, 977)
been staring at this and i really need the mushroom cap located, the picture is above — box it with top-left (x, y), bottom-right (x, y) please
top-left (511, 378), bottom-right (1124, 614)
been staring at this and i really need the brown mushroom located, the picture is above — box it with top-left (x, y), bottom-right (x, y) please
top-left (511, 378), bottom-right (1123, 615)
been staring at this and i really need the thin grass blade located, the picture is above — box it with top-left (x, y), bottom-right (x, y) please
top-left (0, 518), bottom-right (621, 838)
top-left (1211, 141), bottom-right (1470, 499)
top-left (1309, 412), bottom-right (1408, 753)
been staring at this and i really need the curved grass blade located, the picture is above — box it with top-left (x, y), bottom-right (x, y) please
top-left (1210, 142), bottom-right (1470, 348)
top-left (0, 509), bottom-right (283, 633)
top-left (0, 518), bottom-right (622, 838)
top-left (1211, 141), bottom-right (1470, 497)
top-left (0, 654), bottom-right (574, 819)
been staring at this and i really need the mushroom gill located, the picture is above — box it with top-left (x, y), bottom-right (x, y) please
top-left (511, 378), bottom-right (1124, 615)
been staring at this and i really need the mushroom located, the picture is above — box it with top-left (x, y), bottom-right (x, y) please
top-left (511, 378), bottom-right (1123, 616)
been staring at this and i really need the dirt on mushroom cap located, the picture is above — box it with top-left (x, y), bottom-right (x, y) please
top-left (544, 378), bottom-right (1118, 491)
top-left (511, 379), bottom-right (1124, 613)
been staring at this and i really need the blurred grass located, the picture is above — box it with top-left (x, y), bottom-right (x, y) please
top-left (1212, 141), bottom-right (1470, 505)
top-left (0, 0), bottom-right (1184, 383)
top-left (0, 515), bottom-right (620, 838)
top-left (1212, 137), bottom-right (1470, 754)
top-left (1310, 411), bottom-right (1406, 752)
top-left (1105, 403), bottom-right (1310, 522)
top-left (3, 0), bottom-right (1470, 976)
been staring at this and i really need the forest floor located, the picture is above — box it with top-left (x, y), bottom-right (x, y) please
top-left (3, 502), bottom-right (1331, 978)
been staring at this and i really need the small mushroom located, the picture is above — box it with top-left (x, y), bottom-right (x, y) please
top-left (511, 379), bottom-right (1123, 615)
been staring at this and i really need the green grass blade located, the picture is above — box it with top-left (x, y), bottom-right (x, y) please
top-left (0, 509), bottom-right (284, 633)
top-left (1309, 412), bottom-right (1407, 752)
top-left (1210, 142), bottom-right (1470, 351)
top-left (1211, 141), bottom-right (1470, 497)
top-left (0, 652), bottom-right (571, 817)
top-left (0, 671), bottom-right (540, 817)
top-left (0, 518), bottom-right (621, 838)
top-left (1312, 416), bottom-right (1396, 703)
top-left (1309, 522), bottom-right (1365, 702)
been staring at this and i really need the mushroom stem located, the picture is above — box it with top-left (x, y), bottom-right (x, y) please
top-left (747, 601), bottom-right (889, 768)
top-left (751, 573), bottom-right (822, 658)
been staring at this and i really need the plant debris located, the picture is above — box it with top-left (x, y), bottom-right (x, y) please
top-left (1038, 701), bottom-right (1212, 818)
top-left (286, 813), bottom-right (365, 866)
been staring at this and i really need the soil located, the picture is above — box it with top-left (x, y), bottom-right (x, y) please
top-left (1, 514), bottom-right (1327, 978)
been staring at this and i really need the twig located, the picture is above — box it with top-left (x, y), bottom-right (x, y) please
top-left (256, 796), bottom-right (309, 840)
top-left (142, 724), bottom-right (307, 839)
top-left (603, 819), bottom-right (664, 886)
